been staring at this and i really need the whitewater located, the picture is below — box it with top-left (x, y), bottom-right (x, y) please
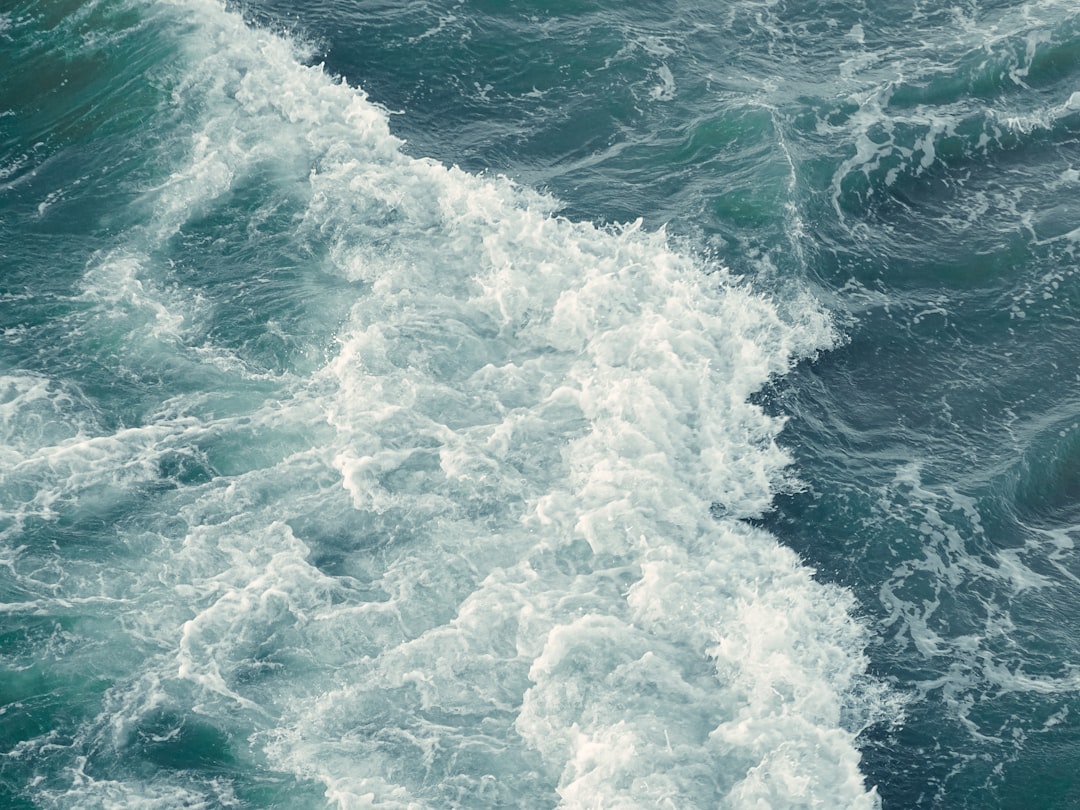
top-left (0, 0), bottom-right (889, 807)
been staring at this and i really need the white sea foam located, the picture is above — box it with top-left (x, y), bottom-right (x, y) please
top-left (4, 0), bottom-right (890, 806)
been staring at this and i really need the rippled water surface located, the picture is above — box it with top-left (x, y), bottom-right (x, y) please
top-left (3, 0), bottom-right (1080, 807)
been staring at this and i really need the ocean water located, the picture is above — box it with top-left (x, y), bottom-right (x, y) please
top-left (2, 0), bottom-right (1080, 807)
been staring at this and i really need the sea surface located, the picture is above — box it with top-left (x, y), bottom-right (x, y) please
top-left (2, 0), bottom-right (1080, 807)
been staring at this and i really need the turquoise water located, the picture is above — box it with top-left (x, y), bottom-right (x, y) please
top-left (3, 0), bottom-right (1080, 807)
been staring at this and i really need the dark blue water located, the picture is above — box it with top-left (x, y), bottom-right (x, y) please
top-left (3, 0), bottom-right (1080, 807)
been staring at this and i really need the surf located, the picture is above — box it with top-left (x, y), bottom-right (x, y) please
top-left (0, 0), bottom-right (889, 807)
